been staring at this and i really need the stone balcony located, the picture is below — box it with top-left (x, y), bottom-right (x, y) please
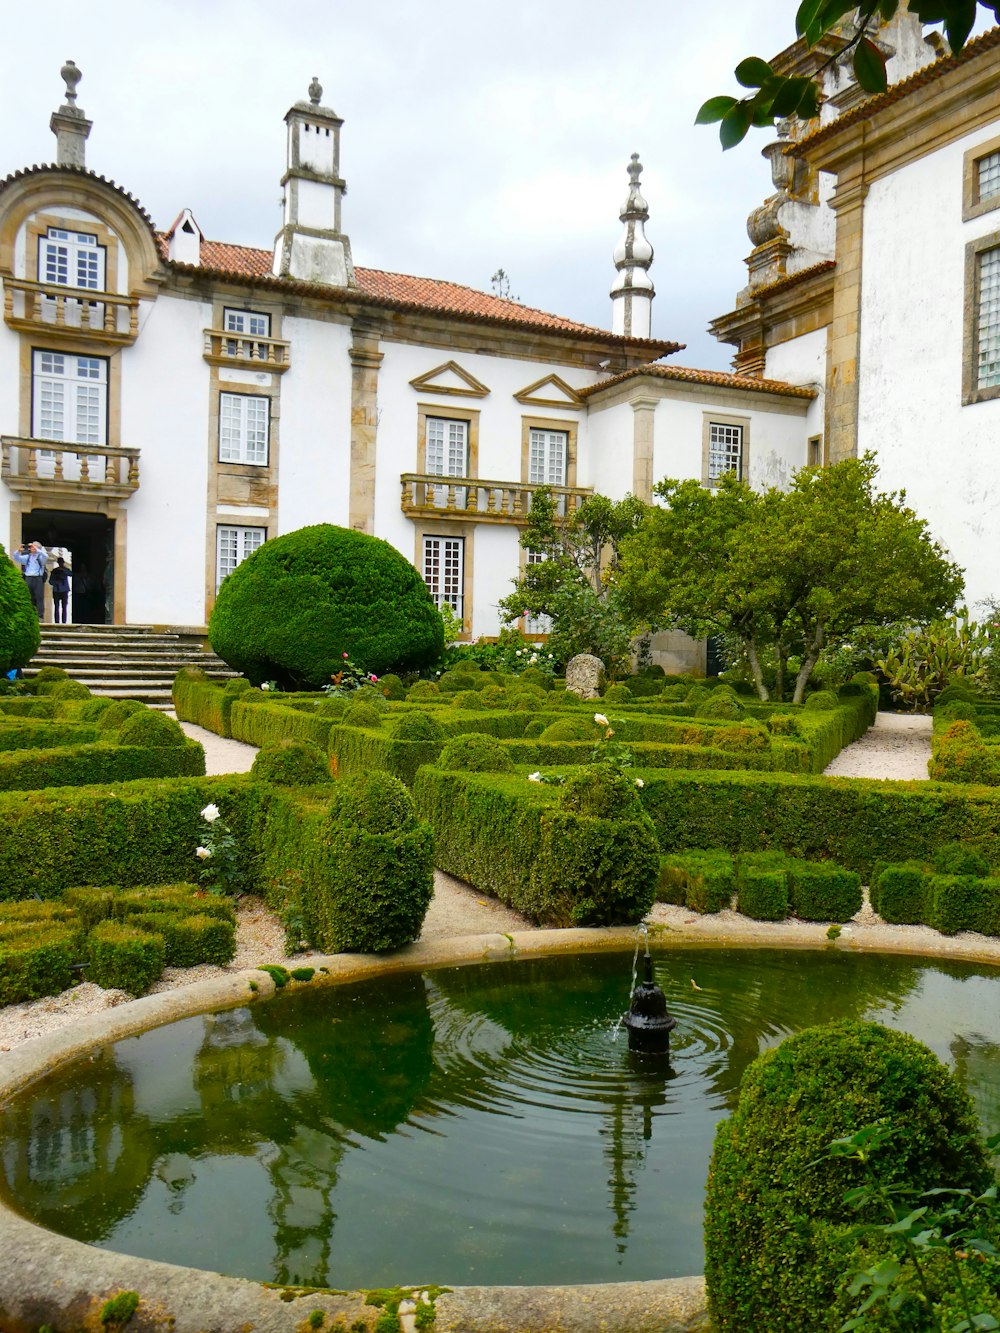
top-left (203, 329), bottom-right (291, 372)
top-left (400, 473), bottom-right (591, 524)
top-left (2, 277), bottom-right (139, 345)
top-left (1, 437), bottom-right (140, 500)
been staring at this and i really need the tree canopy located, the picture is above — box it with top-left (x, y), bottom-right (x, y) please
top-left (0, 544), bottom-right (40, 676)
top-left (498, 488), bottom-right (647, 670)
top-left (698, 1), bottom-right (1000, 148)
top-left (616, 455), bottom-right (963, 702)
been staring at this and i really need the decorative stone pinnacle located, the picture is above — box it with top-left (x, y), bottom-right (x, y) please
top-left (308, 76), bottom-right (322, 106)
top-left (628, 152), bottom-right (642, 186)
top-left (60, 60), bottom-right (81, 105)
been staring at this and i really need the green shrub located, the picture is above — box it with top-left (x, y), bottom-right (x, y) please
top-left (439, 668), bottom-right (484, 694)
top-left (63, 885), bottom-right (119, 930)
top-left (704, 1021), bottom-right (992, 1333)
top-left (872, 862), bottom-right (928, 924)
top-left (603, 683), bottom-right (632, 704)
top-left (86, 920), bottom-right (165, 995)
top-left (438, 733), bottom-right (514, 773)
top-left (376, 673), bottom-right (407, 701)
top-left (309, 774), bottom-right (434, 953)
top-left (685, 685), bottom-right (710, 706)
top-left (767, 711), bottom-right (803, 738)
top-left (450, 690), bottom-right (486, 710)
top-left (508, 692), bottom-right (542, 712)
top-left (407, 681), bottom-right (441, 702)
top-left (343, 699), bottom-right (383, 729)
top-left (224, 677), bottom-right (252, 696)
top-left (560, 764), bottom-right (642, 820)
top-left (353, 683), bottom-right (390, 713)
top-left (130, 911), bottom-right (236, 967)
top-left (49, 679), bottom-right (91, 701)
top-left (519, 667), bottom-right (552, 690)
top-left (0, 924), bottom-right (77, 1004)
top-left (95, 698), bottom-right (146, 730)
top-left (208, 523), bottom-right (444, 687)
top-left (937, 683), bottom-right (979, 705)
top-left (929, 719), bottom-right (1000, 784)
top-left (786, 860), bottom-right (862, 922)
top-left (31, 666), bottom-right (69, 687)
top-left (0, 543), bottom-right (40, 675)
top-left (803, 690), bottom-right (838, 711)
top-left (695, 692), bottom-right (744, 721)
top-left (657, 849), bottom-right (735, 913)
top-left (117, 709), bottom-right (186, 748)
top-left (117, 884), bottom-right (236, 924)
top-left (391, 711), bottom-right (444, 742)
top-left (251, 739), bottom-right (332, 786)
top-left (926, 873), bottom-right (1000, 936)
top-left (78, 698), bottom-right (114, 721)
top-left (540, 716), bottom-right (597, 742)
top-left (932, 841), bottom-right (991, 877)
top-left (736, 864), bottom-right (788, 920)
top-left (937, 700), bottom-right (979, 723)
top-left (522, 719), bottom-right (547, 738)
top-left (316, 696), bottom-right (348, 720)
top-left (713, 720), bottom-right (770, 753)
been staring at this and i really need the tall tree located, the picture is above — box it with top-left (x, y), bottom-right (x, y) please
top-left (617, 456), bottom-right (963, 702)
top-left (698, 1), bottom-right (1000, 148)
top-left (499, 488), bottom-right (647, 670)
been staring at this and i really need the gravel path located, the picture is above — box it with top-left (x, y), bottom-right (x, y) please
top-left (0, 711), bottom-right (975, 1054)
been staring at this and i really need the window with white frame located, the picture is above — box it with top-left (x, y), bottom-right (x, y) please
top-left (980, 151), bottom-right (1000, 206)
top-left (977, 246), bottom-right (1000, 390)
top-left (707, 421), bottom-right (744, 484)
top-left (217, 525), bottom-right (266, 587)
top-left (423, 535), bottom-right (464, 619)
top-left (38, 227), bottom-right (106, 290)
top-left (219, 393), bottom-right (269, 465)
top-left (32, 350), bottom-right (107, 444)
top-left (528, 427), bottom-right (568, 516)
top-left (223, 308), bottom-right (272, 359)
top-left (524, 548), bottom-right (552, 635)
top-left (426, 417), bottom-right (469, 507)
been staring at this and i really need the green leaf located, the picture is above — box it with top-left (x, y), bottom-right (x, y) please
top-left (720, 101), bottom-right (753, 150)
top-left (819, 0), bottom-right (859, 28)
top-left (769, 75), bottom-right (811, 118)
top-left (696, 95), bottom-right (738, 125)
top-left (796, 0), bottom-right (825, 36)
top-left (853, 37), bottom-right (889, 94)
top-left (944, 0), bottom-right (978, 51)
top-left (735, 56), bottom-right (774, 88)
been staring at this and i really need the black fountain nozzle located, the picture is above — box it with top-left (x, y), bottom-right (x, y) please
top-left (623, 948), bottom-right (677, 1056)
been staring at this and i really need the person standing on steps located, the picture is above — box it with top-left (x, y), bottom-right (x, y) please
top-left (13, 541), bottom-right (47, 618)
top-left (48, 556), bottom-right (71, 624)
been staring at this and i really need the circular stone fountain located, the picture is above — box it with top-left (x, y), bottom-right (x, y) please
top-left (1, 926), bottom-right (999, 1333)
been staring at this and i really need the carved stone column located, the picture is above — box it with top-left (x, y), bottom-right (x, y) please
top-left (348, 323), bottom-right (383, 534)
top-left (825, 175), bottom-right (868, 463)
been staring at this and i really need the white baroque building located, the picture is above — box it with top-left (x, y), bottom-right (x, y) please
top-left (0, 64), bottom-right (814, 665)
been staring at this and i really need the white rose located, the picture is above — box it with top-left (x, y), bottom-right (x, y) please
top-left (201, 803), bottom-right (221, 823)
top-left (261, 682), bottom-right (270, 691)
top-left (594, 713), bottom-right (609, 727)
top-left (635, 778), bottom-right (644, 788)
top-left (195, 846), bottom-right (212, 859)
top-left (528, 772), bottom-right (542, 782)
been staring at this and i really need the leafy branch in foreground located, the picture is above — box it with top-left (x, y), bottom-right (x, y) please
top-left (698, 0), bottom-right (1000, 149)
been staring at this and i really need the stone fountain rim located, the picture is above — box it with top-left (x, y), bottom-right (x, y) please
top-left (2, 921), bottom-right (999, 1333)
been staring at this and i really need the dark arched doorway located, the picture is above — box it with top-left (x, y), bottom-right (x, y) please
top-left (21, 509), bottom-right (114, 625)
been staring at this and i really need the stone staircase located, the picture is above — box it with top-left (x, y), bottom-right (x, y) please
top-left (27, 624), bottom-right (238, 708)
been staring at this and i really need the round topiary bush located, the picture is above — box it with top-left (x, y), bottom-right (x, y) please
top-left (96, 698), bottom-right (146, 730)
top-left (804, 689), bottom-right (838, 711)
top-left (343, 699), bottom-right (382, 729)
top-left (117, 709), bottom-right (186, 747)
top-left (207, 523), bottom-right (445, 689)
top-left (223, 677), bottom-right (252, 696)
top-left (560, 764), bottom-right (643, 819)
top-left (391, 711), bottom-right (444, 741)
top-left (0, 543), bottom-right (40, 676)
top-left (603, 683), bottom-right (633, 704)
top-left (937, 682), bottom-right (979, 706)
top-left (407, 680), bottom-right (441, 702)
top-left (508, 691), bottom-right (542, 712)
top-left (540, 716), bottom-right (598, 742)
top-left (767, 711), bottom-right (803, 738)
top-left (519, 667), bottom-right (552, 690)
top-left (327, 770), bottom-right (415, 834)
top-left (696, 692), bottom-right (744, 721)
top-left (450, 690), bottom-right (485, 710)
top-left (49, 678), bottom-right (91, 701)
top-left (685, 684), bottom-right (710, 706)
top-left (353, 683), bottom-right (390, 712)
top-left (522, 718), bottom-right (547, 738)
top-left (438, 733), bottom-right (514, 772)
top-left (479, 685), bottom-right (509, 708)
top-left (32, 665), bottom-right (69, 685)
top-left (376, 673), bottom-right (407, 701)
top-left (932, 841), bottom-right (991, 877)
top-left (251, 739), bottom-right (332, 786)
top-left (704, 1020), bottom-right (992, 1333)
top-left (316, 696), bottom-right (348, 719)
top-left (438, 667), bottom-right (484, 694)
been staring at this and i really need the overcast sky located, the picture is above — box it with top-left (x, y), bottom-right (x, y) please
top-left (2, 1), bottom-right (840, 368)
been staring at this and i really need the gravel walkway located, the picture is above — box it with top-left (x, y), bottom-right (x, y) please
top-left (0, 711), bottom-right (980, 1054)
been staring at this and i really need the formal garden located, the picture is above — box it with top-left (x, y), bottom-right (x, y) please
top-left (2, 463), bottom-right (1000, 1331)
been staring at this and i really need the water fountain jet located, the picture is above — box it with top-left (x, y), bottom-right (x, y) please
top-left (623, 926), bottom-right (677, 1057)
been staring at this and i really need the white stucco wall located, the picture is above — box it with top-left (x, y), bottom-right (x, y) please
top-left (764, 328), bottom-right (827, 444)
top-left (857, 120), bottom-right (1000, 608)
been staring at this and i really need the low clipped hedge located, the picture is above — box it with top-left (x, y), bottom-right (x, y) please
top-left (0, 738), bottom-right (205, 790)
top-left (0, 920), bottom-right (78, 1005)
top-left (0, 720), bottom-right (99, 750)
top-left (657, 849), bottom-right (735, 912)
top-left (229, 698), bottom-right (334, 750)
top-left (704, 1021), bottom-right (992, 1333)
top-left (413, 763), bottom-right (658, 926)
top-left (638, 767), bottom-right (1000, 878)
top-left (871, 858), bottom-right (1000, 936)
top-left (86, 921), bottom-right (165, 995)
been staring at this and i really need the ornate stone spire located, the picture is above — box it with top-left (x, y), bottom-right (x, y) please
top-left (610, 153), bottom-right (655, 339)
top-left (50, 59), bottom-right (92, 168)
top-left (308, 76), bottom-right (323, 106)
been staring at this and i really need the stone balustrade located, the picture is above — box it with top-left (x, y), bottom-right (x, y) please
top-left (202, 329), bottom-right (291, 371)
top-left (2, 277), bottom-right (138, 344)
top-left (400, 473), bottom-right (591, 523)
top-left (1, 437), bottom-right (140, 498)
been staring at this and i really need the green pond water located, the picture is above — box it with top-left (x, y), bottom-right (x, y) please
top-left (2, 948), bottom-right (1000, 1290)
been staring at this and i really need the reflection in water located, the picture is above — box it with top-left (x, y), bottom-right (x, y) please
top-left (1, 950), bottom-right (997, 1288)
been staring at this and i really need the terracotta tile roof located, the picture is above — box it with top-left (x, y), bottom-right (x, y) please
top-left (578, 362), bottom-right (818, 400)
top-left (155, 234), bottom-right (683, 352)
top-left (747, 259), bottom-right (836, 301)
top-left (794, 25), bottom-right (1000, 152)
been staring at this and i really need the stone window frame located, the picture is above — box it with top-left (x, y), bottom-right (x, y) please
top-left (416, 402), bottom-right (480, 479)
top-left (963, 132), bottom-right (1000, 223)
top-left (414, 523), bottom-right (474, 637)
top-left (216, 523), bottom-right (267, 590)
top-left (520, 415), bottom-right (578, 489)
top-left (701, 412), bottom-right (750, 488)
top-left (962, 227), bottom-right (1000, 405)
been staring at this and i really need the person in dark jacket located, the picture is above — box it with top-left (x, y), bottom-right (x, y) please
top-left (48, 557), bottom-right (71, 624)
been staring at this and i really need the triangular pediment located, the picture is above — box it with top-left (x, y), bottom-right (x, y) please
top-left (409, 360), bottom-right (490, 398)
top-left (513, 374), bottom-right (584, 409)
